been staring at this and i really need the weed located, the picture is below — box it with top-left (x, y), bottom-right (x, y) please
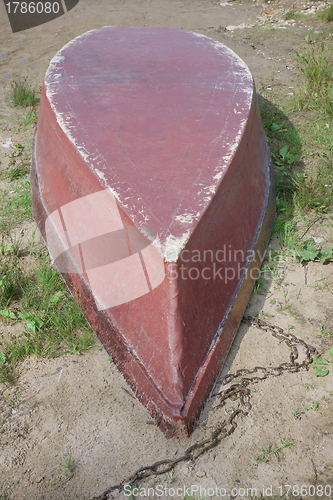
top-left (167, 471), bottom-right (174, 483)
top-left (293, 409), bottom-right (302, 419)
top-left (277, 219), bottom-right (299, 250)
top-left (63, 450), bottom-right (75, 479)
top-left (263, 120), bottom-right (283, 133)
top-left (21, 108), bottom-right (38, 130)
top-left (294, 42), bottom-right (333, 118)
top-left (9, 162), bottom-right (30, 181)
top-left (7, 391), bottom-right (19, 406)
top-left (319, 4), bottom-right (333, 22)
top-left (7, 142), bottom-right (24, 165)
top-left (254, 441), bottom-right (293, 463)
top-left (293, 238), bottom-right (333, 263)
top-left (65, 343), bottom-right (81, 355)
top-left (305, 403), bottom-right (319, 410)
top-left (294, 169), bottom-right (333, 212)
top-left (10, 78), bottom-right (40, 108)
top-left (0, 248), bottom-right (26, 308)
top-left (0, 179), bottom-right (32, 233)
top-left (0, 252), bottom-right (94, 384)
top-left (310, 346), bottom-right (333, 377)
top-left (284, 10), bottom-right (304, 20)
top-left (3, 142), bottom-right (31, 183)
top-left (320, 325), bottom-right (333, 336)
top-left (251, 275), bottom-right (268, 301)
top-left (51, 450), bottom-right (76, 487)
top-left (254, 445), bottom-right (270, 463)
top-left (304, 30), bottom-right (319, 44)
top-left (0, 357), bottom-right (15, 384)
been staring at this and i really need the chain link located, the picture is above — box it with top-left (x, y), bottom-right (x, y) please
top-left (92, 315), bottom-right (316, 500)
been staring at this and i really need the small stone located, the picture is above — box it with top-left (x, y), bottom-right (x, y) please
top-left (36, 476), bottom-right (44, 483)
top-left (196, 469), bottom-right (206, 478)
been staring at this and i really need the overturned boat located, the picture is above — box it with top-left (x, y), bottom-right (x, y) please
top-left (31, 26), bottom-right (275, 437)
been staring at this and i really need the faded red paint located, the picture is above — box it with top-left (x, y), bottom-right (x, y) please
top-left (31, 26), bottom-right (275, 437)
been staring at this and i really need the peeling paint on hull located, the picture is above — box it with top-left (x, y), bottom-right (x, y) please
top-left (31, 26), bottom-right (275, 437)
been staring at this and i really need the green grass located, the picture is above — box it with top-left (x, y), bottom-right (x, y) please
top-left (0, 247), bottom-right (27, 309)
top-left (0, 80), bottom-right (96, 385)
top-left (319, 4), bottom-right (333, 22)
top-left (294, 41), bottom-right (333, 118)
top-left (284, 10), bottom-right (304, 20)
top-left (10, 78), bottom-right (40, 108)
top-left (19, 108), bottom-right (38, 131)
top-left (62, 450), bottom-right (76, 481)
top-left (320, 325), bottom-right (333, 336)
top-left (258, 35), bottom-right (333, 257)
top-left (259, 97), bottom-right (300, 231)
top-left (253, 441), bottom-right (293, 463)
top-left (2, 143), bottom-right (31, 181)
top-left (0, 179), bottom-right (32, 233)
top-left (0, 249), bottom-right (94, 384)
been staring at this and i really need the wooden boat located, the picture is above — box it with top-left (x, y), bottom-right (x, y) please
top-left (31, 26), bottom-right (275, 437)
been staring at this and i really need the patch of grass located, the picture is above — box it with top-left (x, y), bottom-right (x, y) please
top-left (290, 238), bottom-right (333, 263)
top-left (0, 363), bottom-right (16, 385)
top-left (8, 162), bottom-right (30, 181)
top-left (0, 251), bottom-right (94, 384)
top-left (319, 4), bottom-right (333, 22)
top-left (294, 42), bottom-right (333, 118)
top-left (293, 409), bottom-right (302, 419)
top-left (259, 44), bottom-right (333, 254)
top-left (10, 78), bottom-right (40, 108)
top-left (260, 100), bottom-right (301, 241)
top-left (310, 346), bottom-right (333, 377)
top-left (0, 179), bottom-right (32, 233)
top-left (0, 242), bottom-right (27, 308)
top-left (299, 43), bottom-right (332, 90)
top-left (3, 143), bottom-right (31, 181)
top-left (49, 450), bottom-right (76, 487)
top-left (254, 441), bottom-right (293, 463)
top-left (294, 168), bottom-right (333, 212)
top-left (284, 10), bottom-right (303, 20)
top-left (320, 325), bottom-right (333, 336)
top-left (62, 450), bottom-right (76, 480)
top-left (20, 108), bottom-right (38, 131)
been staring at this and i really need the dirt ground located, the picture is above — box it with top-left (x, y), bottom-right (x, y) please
top-left (1, 1), bottom-right (333, 499)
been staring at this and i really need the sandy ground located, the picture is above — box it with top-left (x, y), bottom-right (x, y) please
top-left (1, 1), bottom-right (333, 499)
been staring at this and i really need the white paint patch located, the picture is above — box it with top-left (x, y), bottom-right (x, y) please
top-left (175, 212), bottom-right (200, 224)
top-left (213, 171), bottom-right (224, 181)
top-left (162, 232), bottom-right (190, 262)
top-left (107, 185), bottom-right (125, 206)
top-left (50, 54), bottom-right (65, 65)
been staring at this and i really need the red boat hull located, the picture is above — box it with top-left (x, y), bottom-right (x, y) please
top-left (31, 26), bottom-right (275, 437)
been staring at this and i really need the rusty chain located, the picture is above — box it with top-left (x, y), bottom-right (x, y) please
top-left (93, 315), bottom-right (317, 500)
